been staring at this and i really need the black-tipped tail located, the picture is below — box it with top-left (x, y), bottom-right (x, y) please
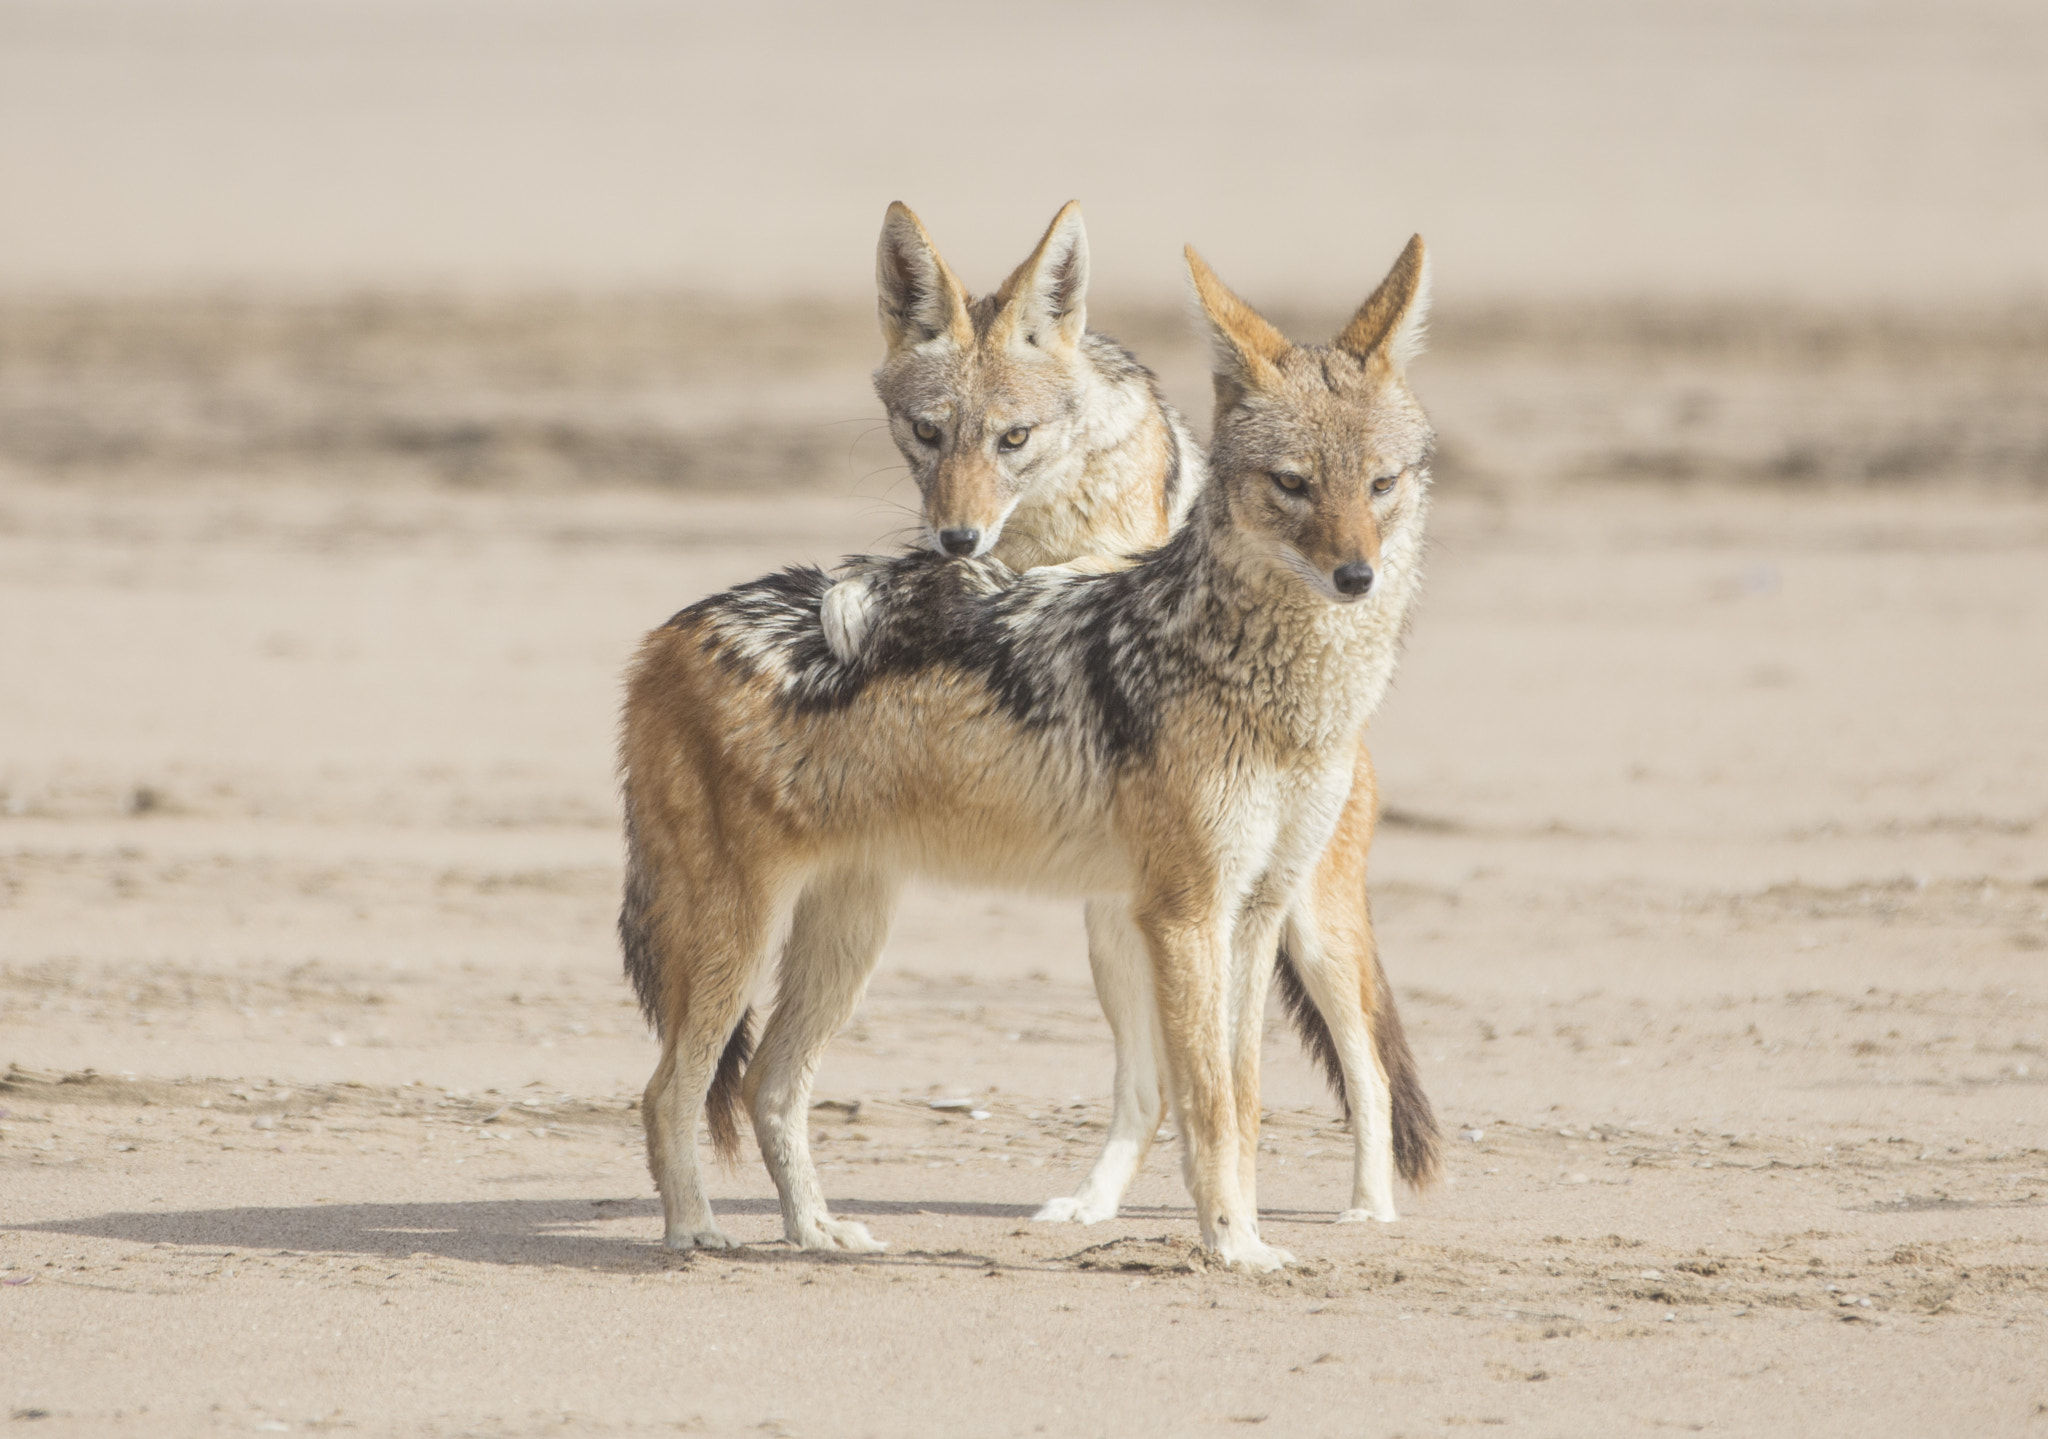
top-left (619, 799), bottom-right (664, 1029)
top-left (1275, 942), bottom-right (1441, 1189)
top-left (1276, 943), bottom-right (1348, 1113)
top-left (705, 1008), bottom-right (754, 1166)
top-left (1370, 951), bottom-right (1440, 1188)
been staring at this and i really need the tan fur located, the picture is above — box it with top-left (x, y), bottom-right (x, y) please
top-left (619, 238), bottom-right (1438, 1269)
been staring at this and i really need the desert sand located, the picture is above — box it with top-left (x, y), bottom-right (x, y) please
top-left (2, 290), bottom-right (2045, 1436)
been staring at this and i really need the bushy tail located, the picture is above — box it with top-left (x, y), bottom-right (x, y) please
top-left (1275, 942), bottom-right (1442, 1189)
top-left (1368, 949), bottom-right (1440, 1188)
top-left (1274, 943), bottom-right (1346, 1111)
top-left (705, 1008), bottom-right (755, 1165)
top-left (619, 799), bottom-right (665, 1029)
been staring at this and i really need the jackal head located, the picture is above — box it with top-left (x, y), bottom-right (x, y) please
top-left (872, 201), bottom-right (1096, 558)
top-left (1187, 236), bottom-right (1434, 604)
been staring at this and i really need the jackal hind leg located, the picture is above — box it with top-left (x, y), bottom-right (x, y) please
top-left (642, 868), bottom-right (784, 1251)
top-left (747, 863), bottom-right (901, 1253)
top-left (1035, 898), bottom-right (1165, 1224)
top-left (1281, 899), bottom-right (1399, 1223)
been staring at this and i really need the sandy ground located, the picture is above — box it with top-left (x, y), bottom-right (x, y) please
top-left (2, 439), bottom-right (2044, 1435)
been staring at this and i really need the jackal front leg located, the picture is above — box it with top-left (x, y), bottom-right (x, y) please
top-left (1140, 902), bottom-right (1292, 1274)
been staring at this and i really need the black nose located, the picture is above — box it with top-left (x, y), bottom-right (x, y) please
top-left (1332, 561), bottom-right (1375, 596)
top-left (938, 528), bottom-right (981, 557)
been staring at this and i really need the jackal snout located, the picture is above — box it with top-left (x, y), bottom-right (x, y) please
top-left (1271, 497), bottom-right (1389, 605)
top-left (1332, 561), bottom-right (1375, 597)
top-left (920, 448), bottom-right (1011, 557)
top-left (1281, 470), bottom-right (1390, 603)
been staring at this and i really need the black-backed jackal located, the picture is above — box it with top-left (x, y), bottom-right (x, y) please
top-left (824, 202), bottom-right (1439, 1227)
top-left (618, 237), bottom-right (1436, 1270)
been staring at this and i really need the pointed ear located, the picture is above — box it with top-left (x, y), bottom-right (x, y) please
top-left (876, 202), bottom-right (974, 352)
top-left (991, 200), bottom-right (1089, 351)
top-left (1185, 245), bottom-right (1292, 397)
top-left (1334, 234), bottom-right (1430, 369)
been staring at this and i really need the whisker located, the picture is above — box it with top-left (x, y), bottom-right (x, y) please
top-left (849, 463), bottom-right (912, 500)
top-left (838, 420), bottom-right (896, 481)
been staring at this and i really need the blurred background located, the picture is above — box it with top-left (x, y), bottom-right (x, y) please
top-left (2, 0), bottom-right (2045, 495)
top-left (6, 0), bottom-right (2047, 299)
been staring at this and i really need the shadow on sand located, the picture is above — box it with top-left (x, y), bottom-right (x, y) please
top-left (9, 1195), bottom-right (1219, 1273)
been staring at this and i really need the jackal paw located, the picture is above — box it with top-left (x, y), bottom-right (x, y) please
top-left (1033, 1194), bottom-right (1117, 1225)
top-left (1213, 1235), bottom-right (1295, 1274)
top-left (1335, 1204), bottom-right (1400, 1224)
top-left (820, 579), bottom-right (877, 665)
top-left (791, 1216), bottom-right (887, 1253)
top-left (663, 1224), bottom-right (737, 1252)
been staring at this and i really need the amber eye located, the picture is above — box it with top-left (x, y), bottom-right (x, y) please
top-left (1371, 473), bottom-right (1399, 495)
top-left (1000, 426), bottom-right (1032, 450)
top-left (913, 420), bottom-right (940, 444)
top-left (1271, 471), bottom-right (1308, 493)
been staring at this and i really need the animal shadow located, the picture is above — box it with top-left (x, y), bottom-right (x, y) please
top-left (8, 1194), bottom-right (1178, 1272)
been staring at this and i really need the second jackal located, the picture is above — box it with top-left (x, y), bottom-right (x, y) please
top-left (619, 235), bottom-right (1437, 1270)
